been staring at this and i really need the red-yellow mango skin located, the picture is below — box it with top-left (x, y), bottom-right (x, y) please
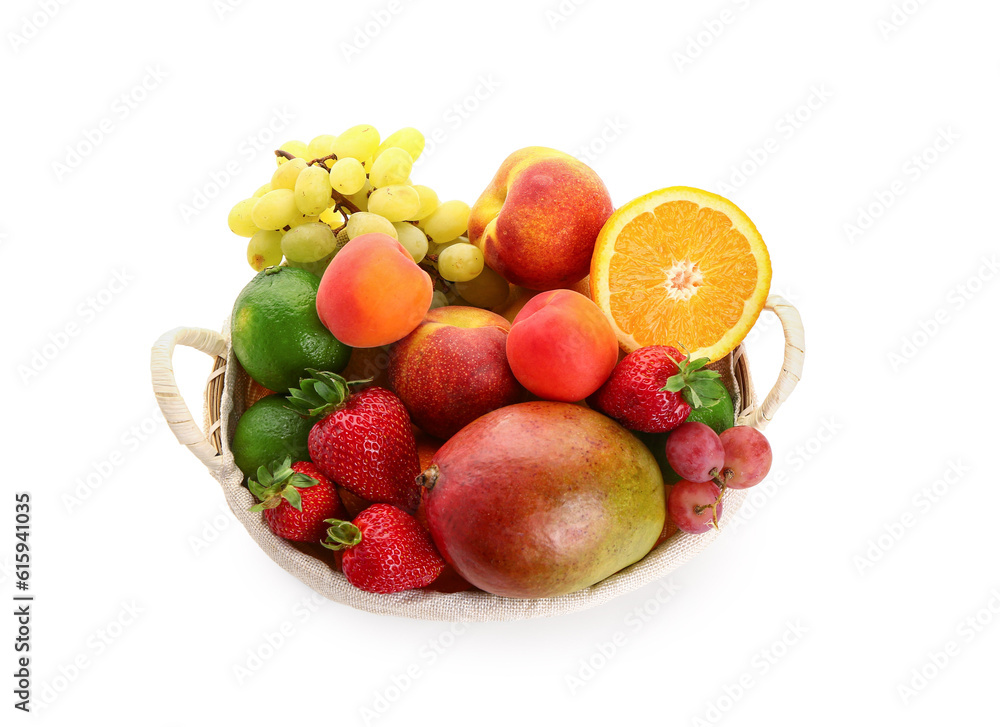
top-left (505, 289), bottom-right (619, 402)
top-left (317, 233), bottom-right (433, 348)
top-left (468, 147), bottom-right (613, 291)
top-left (422, 401), bottom-right (665, 598)
top-left (388, 306), bottom-right (524, 439)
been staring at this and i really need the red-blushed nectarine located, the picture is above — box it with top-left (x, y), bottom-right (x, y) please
top-left (388, 306), bottom-right (524, 439)
top-left (468, 147), bottom-right (613, 291)
top-left (316, 233), bottom-right (433, 348)
top-left (505, 289), bottom-right (618, 402)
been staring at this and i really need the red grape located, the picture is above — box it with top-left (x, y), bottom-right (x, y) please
top-left (719, 426), bottom-right (772, 489)
top-left (665, 422), bottom-right (725, 482)
top-left (667, 480), bottom-right (723, 534)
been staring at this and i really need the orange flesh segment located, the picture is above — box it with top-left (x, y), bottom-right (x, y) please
top-left (608, 201), bottom-right (758, 351)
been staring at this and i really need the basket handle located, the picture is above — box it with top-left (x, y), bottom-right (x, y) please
top-left (737, 295), bottom-right (804, 431)
top-left (151, 327), bottom-right (228, 473)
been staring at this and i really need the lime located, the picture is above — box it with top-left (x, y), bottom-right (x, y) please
top-left (231, 266), bottom-right (351, 393)
top-left (686, 387), bottom-right (735, 434)
top-left (232, 395), bottom-right (313, 478)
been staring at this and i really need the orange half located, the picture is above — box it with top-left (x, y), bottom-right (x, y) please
top-left (590, 187), bottom-right (771, 361)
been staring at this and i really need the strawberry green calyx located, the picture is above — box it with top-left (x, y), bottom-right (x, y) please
top-left (248, 457), bottom-right (318, 513)
top-left (661, 354), bottom-right (727, 410)
top-left (321, 519), bottom-right (363, 551)
top-left (285, 369), bottom-right (373, 419)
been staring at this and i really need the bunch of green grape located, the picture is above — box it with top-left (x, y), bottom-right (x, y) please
top-left (226, 124), bottom-right (510, 310)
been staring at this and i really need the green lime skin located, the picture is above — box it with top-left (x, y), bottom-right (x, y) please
top-left (232, 395), bottom-right (313, 479)
top-left (685, 387), bottom-right (735, 434)
top-left (231, 266), bottom-right (351, 393)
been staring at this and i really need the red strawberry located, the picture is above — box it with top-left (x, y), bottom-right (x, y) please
top-left (248, 458), bottom-right (346, 542)
top-left (587, 346), bottom-right (727, 433)
top-left (286, 371), bottom-right (421, 511)
top-left (322, 504), bottom-right (444, 593)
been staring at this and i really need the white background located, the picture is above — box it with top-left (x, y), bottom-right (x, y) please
top-left (4, 0), bottom-right (999, 724)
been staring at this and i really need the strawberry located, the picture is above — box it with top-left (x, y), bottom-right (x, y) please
top-left (248, 458), bottom-right (346, 542)
top-left (286, 370), bottom-right (421, 511)
top-left (587, 346), bottom-right (727, 433)
top-left (322, 504), bottom-right (445, 593)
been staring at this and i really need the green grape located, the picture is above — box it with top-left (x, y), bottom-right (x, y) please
top-left (286, 248), bottom-right (337, 278)
top-left (281, 222), bottom-right (337, 263)
top-left (369, 147), bottom-right (413, 188)
top-left (427, 237), bottom-right (464, 258)
top-left (345, 180), bottom-right (371, 211)
top-left (368, 185), bottom-right (421, 222)
top-left (251, 189), bottom-right (298, 230)
top-left (437, 242), bottom-right (484, 282)
top-left (319, 206), bottom-right (345, 229)
top-left (278, 140), bottom-right (310, 160)
top-left (253, 183), bottom-right (272, 198)
top-left (271, 157), bottom-right (307, 190)
top-left (228, 198), bottom-right (259, 237)
top-left (247, 230), bottom-right (284, 271)
top-left (329, 158), bottom-right (367, 195)
top-left (429, 290), bottom-right (450, 310)
top-left (376, 128), bottom-right (425, 162)
top-left (346, 212), bottom-right (398, 240)
top-left (412, 185), bottom-right (440, 220)
top-left (420, 200), bottom-right (470, 242)
top-left (307, 134), bottom-right (337, 159)
top-left (454, 265), bottom-right (510, 308)
top-left (332, 124), bottom-right (380, 162)
top-left (286, 213), bottom-right (320, 228)
top-left (393, 222), bottom-right (428, 263)
top-left (294, 165), bottom-right (333, 216)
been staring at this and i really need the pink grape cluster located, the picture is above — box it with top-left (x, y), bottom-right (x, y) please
top-left (664, 423), bottom-right (773, 534)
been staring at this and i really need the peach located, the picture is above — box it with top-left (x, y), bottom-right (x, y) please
top-left (505, 289), bottom-right (618, 402)
top-left (468, 147), bottom-right (613, 291)
top-left (388, 306), bottom-right (524, 439)
top-left (317, 233), bottom-right (433, 348)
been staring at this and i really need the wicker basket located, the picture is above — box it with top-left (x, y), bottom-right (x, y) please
top-left (151, 295), bottom-right (803, 621)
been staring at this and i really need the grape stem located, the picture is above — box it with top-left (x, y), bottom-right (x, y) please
top-left (693, 497), bottom-right (722, 531)
top-left (418, 254), bottom-right (453, 294)
top-left (274, 150), bottom-right (362, 215)
top-left (713, 468), bottom-right (734, 489)
top-left (693, 470), bottom-right (732, 531)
